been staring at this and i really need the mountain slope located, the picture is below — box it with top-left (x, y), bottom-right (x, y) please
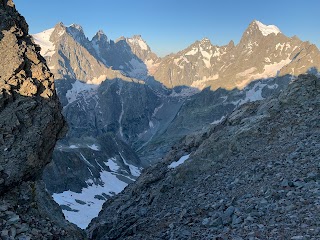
top-left (88, 74), bottom-right (320, 239)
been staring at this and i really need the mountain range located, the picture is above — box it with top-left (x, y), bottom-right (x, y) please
top-left (32, 19), bottom-right (320, 228)
top-left (1, 1), bottom-right (320, 238)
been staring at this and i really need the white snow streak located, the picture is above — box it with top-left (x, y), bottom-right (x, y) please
top-left (168, 155), bottom-right (190, 169)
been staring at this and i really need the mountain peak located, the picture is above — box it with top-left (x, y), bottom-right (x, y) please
top-left (92, 29), bottom-right (108, 42)
top-left (252, 20), bottom-right (281, 36)
top-left (97, 29), bottom-right (105, 35)
top-left (194, 37), bottom-right (212, 48)
top-left (132, 34), bottom-right (143, 40)
top-left (68, 23), bottom-right (83, 32)
top-left (66, 23), bottom-right (88, 43)
top-left (55, 22), bottom-right (65, 28)
top-left (127, 35), bottom-right (149, 51)
top-left (201, 37), bottom-right (210, 42)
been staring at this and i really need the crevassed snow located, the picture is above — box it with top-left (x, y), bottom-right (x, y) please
top-left (52, 171), bottom-right (127, 229)
top-left (255, 20), bottom-right (281, 36)
top-left (32, 28), bottom-right (55, 57)
top-left (168, 154), bottom-right (190, 169)
top-left (105, 158), bottom-right (120, 172)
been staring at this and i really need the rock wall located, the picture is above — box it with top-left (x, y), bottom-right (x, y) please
top-left (0, 0), bottom-right (85, 238)
top-left (0, 0), bottom-right (66, 192)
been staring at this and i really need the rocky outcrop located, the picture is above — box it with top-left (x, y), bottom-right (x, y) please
top-left (0, 0), bottom-right (85, 238)
top-left (88, 74), bottom-right (320, 239)
top-left (0, 0), bottom-right (66, 192)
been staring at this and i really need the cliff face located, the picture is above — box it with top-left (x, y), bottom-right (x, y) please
top-left (0, 1), bottom-right (85, 239)
top-left (0, 0), bottom-right (66, 192)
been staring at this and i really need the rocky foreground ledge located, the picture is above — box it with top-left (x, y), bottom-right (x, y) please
top-left (0, 0), bottom-right (84, 239)
top-left (88, 74), bottom-right (320, 240)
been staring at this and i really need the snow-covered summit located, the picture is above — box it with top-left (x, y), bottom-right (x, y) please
top-left (254, 20), bottom-right (281, 36)
top-left (32, 28), bottom-right (55, 57)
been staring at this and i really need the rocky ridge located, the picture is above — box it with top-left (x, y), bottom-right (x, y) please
top-left (153, 20), bottom-right (320, 90)
top-left (88, 74), bottom-right (320, 239)
top-left (0, 0), bottom-right (85, 238)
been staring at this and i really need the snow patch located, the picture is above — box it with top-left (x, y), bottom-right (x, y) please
top-left (191, 74), bottom-right (219, 90)
top-left (127, 37), bottom-right (148, 50)
top-left (52, 171), bottom-right (127, 229)
top-left (32, 28), bottom-right (55, 57)
top-left (254, 21), bottom-right (281, 36)
top-left (87, 144), bottom-right (99, 151)
top-left (185, 48), bottom-right (198, 56)
top-left (128, 58), bottom-right (147, 79)
top-left (66, 80), bottom-right (99, 104)
top-left (105, 158), bottom-right (120, 172)
top-left (69, 145), bottom-right (79, 149)
top-left (210, 116), bottom-right (225, 125)
top-left (168, 155), bottom-right (190, 169)
top-left (236, 58), bottom-right (291, 89)
top-left (119, 152), bottom-right (141, 177)
top-left (87, 75), bottom-right (107, 85)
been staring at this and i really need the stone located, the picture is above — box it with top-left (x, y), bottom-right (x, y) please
top-left (7, 215), bottom-right (20, 225)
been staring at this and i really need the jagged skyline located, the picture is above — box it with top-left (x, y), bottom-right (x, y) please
top-left (14, 0), bottom-right (320, 57)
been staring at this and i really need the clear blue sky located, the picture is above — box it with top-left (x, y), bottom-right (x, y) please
top-left (14, 0), bottom-right (320, 57)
